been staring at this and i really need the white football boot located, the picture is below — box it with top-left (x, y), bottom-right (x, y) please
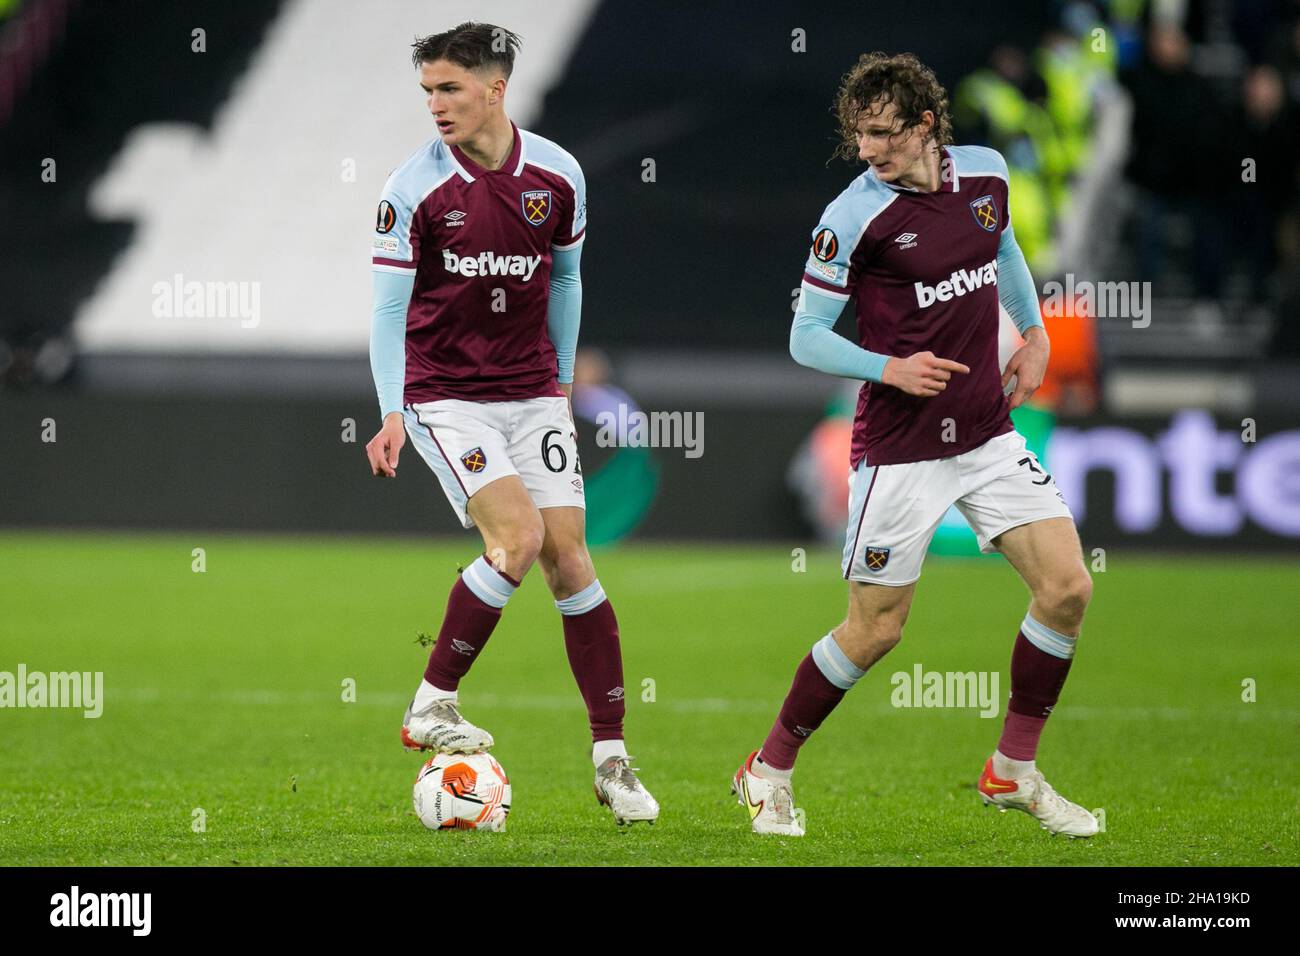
top-left (400, 699), bottom-right (494, 754)
top-left (732, 751), bottom-right (805, 836)
top-left (594, 755), bottom-right (660, 825)
top-left (978, 756), bottom-right (1100, 838)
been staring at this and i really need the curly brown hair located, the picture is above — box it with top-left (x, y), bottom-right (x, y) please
top-left (832, 51), bottom-right (953, 163)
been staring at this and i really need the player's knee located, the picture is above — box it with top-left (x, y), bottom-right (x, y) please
top-left (874, 623), bottom-right (904, 653)
top-left (505, 522), bottom-right (545, 571)
top-left (1040, 570), bottom-right (1092, 625)
top-left (544, 546), bottom-right (594, 598)
top-left (839, 617), bottom-right (903, 656)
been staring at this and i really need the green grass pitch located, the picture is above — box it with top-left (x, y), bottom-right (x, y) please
top-left (0, 531), bottom-right (1296, 866)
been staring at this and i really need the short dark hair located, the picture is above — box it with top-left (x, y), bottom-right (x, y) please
top-left (410, 22), bottom-right (522, 77)
top-left (833, 51), bottom-right (953, 162)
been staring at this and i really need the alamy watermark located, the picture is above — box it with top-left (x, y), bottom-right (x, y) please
top-left (1041, 274), bottom-right (1151, 329)
top-left (890, 664), bottom-right (1000, 718)
top-left (50, 886), bottom-right (150, 935)
top-left (151, 273), bottom-right (260, 328)
top-left (594, 403), bottom-right (703, 459)
top-left (0, 665), bottom-right (103, 718)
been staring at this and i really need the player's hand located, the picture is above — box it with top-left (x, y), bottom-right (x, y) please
top-left (365, 412), bottom-right (406, 477)
top-left (882, 352), bottom-right (970, 397)
top-left (1002, 328), bottom-right (1050, 410)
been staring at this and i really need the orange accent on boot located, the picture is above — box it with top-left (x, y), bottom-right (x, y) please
top-left (978, 757), bottom-right (1020, 795)
top-left (735, 750), bottom-right (759, 786)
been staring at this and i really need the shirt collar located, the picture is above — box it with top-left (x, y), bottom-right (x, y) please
top-left (876, 145), bottom-right (958, 194)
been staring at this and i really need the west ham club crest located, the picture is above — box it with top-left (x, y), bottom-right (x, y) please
top-left (969, 194), bottom-right (998, 232)
top-left (521, 190), bottom-right (551, 226)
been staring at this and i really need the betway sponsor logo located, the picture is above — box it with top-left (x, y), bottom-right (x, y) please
top-left (442, 249), bottom-right (541, 280)
top-left (914, 258), bottom-right (998, 308)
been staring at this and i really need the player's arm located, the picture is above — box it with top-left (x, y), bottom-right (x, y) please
top-left (366, 271), bottom-right (414, 476)
top-left (366, 179), bottom-right (420, 477)
top-left (996, 218), bottom-right (1049, 409)
top-left (789, 284), bottom-right (888, 380)
top-left (790, 284), bottom-right (969, 397)
top-left (547, 243), bottom-right (582, 413)
top-left (549, 156), bottom-right (587, 416)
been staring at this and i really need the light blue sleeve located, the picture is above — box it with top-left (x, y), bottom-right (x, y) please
top-left (547, 244), bottom-right (582, 384)
top-left (369, 270), bottom-right (414, 419)
top-left (789, 285), bottom-right (891, 383)
top-left (997, 222), bottom-right (1044, 335)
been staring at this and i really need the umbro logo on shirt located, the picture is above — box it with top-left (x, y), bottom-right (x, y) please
top-left (444, 210), bottom-right (467, 227)
top-left (895, 232), bottom-right (918, 250)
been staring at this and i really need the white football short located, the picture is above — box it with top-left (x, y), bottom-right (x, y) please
top-left (842, 429), bottom-right (1074, 586)
top-left (404, 396), bottom-right (585, 529)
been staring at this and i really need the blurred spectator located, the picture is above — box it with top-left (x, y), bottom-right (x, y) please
top-left (1035, 24), bottom-right (1102, 189)
top-left (571, 347), bottom-right (660, 547)
top-left (1102, 0), bottom-right (1147, 70)
top-left (953, 46), bottom-right (1059, 271)
top-left (1229, 65), bottom-right (1295, 304)
top-left (786, 384), bottom-right (856, 545)
top-left (1269, 13), bottom-right (1300, 110)
top-left (1123, 23), bottom-right (1230, 302)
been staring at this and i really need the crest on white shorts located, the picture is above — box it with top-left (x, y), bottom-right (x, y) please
top-left (864, 546), bottom-right (890, 571)
top-left (460, 447), bottom-right (487, 473)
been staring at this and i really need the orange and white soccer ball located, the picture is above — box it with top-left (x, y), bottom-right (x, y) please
top-left (413, 752), bottom-right (511, 831)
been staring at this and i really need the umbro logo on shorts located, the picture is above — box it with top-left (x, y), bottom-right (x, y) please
top-left (864, 546), bottom-right (890, 571)
top-left (460, 447), bottom-right (487, 473)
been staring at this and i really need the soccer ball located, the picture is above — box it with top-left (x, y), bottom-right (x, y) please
top-left (412, 752), bottom-right (511, 831)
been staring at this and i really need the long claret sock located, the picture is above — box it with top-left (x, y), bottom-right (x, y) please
top-left (757, 632), bottom-right (865, 773)
top-left (418, 554), bottom-right (519, 699)
top-left (991, 613), bottom-right (1078, 777)
top-left (556, 580), bottom-right (625, 747)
